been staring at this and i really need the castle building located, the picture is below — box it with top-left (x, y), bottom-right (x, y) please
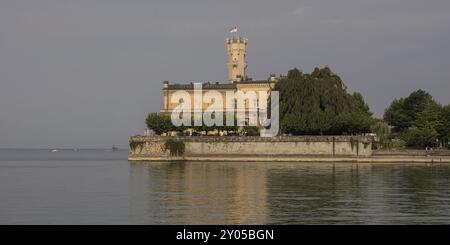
top-left (160, 36), bottom-right (277, 125)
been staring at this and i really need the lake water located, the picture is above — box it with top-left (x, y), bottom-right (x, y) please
top-left (1, 149), bottom-right (450, 224)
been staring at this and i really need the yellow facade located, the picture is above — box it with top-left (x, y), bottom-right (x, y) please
top-left (160, 36), bottom-right (277, 124)
top-left (160, 82), bottom-right (275, 114)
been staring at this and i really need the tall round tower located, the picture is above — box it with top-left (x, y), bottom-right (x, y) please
top-left (226, 36), bottom-right (248, 82)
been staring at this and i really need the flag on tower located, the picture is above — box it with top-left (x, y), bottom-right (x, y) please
top-left (229, 27), bottom-right (238, 33)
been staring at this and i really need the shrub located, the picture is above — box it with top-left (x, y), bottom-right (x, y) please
top-left (404, 127), bottom-right (439, 148)
top-left (164, 139), bottom-right (185, 156)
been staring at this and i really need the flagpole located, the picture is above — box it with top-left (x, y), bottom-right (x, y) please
top-left (229, 27), bottom-right (238, 40)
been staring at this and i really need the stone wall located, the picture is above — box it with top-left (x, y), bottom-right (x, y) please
top-left (128, 136), bottom-right (372, 161)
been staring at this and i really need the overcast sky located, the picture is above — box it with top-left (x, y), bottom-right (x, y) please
top-left (1, 0), bottom-right (449, 148)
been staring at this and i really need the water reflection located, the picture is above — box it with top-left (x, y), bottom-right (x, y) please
top-left (129, 162), bottom-right (450, 224)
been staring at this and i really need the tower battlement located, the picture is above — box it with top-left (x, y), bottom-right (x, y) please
top-left (226, 37), bottom-right (248, 44)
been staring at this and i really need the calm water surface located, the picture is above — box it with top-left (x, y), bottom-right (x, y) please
top-left (1, 149), bottom-right (450, 224)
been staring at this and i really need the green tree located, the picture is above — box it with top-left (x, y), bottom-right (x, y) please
top-left (333, 112), bottom-right (373, 135)
top-left (383, 90), bottom-right (446, 148)
top-left (414, 101), bottom-right (442, 130)
top-left (306, 110), bottom-right (333, 135)
top-left (371, 120), bottom-right (391, 149)
top-left (276, 67), bottom-right (374, 135)
top-left (352, 92), bottom-right (372, 117)
top-left (405, 127), bottom-right (439, 148)
top-left (287, 68), bottom-right (302, 79)
top-left (146, 113), bottom-right (174, 135)
top-left (384, 90), bottom-right (436, 132)
top-left (281, 114), bottom-right (306, 135)
top-left (383, 98), bottom-right (410, 131)
top-left (438, 105), bottom-right (450, 148)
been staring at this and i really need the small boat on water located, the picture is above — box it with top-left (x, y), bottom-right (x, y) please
top-left (112, 145), bottom-right (119, 152)
top-left (51, 149), bottom-right (59, 153)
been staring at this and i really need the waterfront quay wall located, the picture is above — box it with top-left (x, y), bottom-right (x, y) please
top-left (128, 136), bottom-right (372, 161)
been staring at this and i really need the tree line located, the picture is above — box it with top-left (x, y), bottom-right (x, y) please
top-left (384, 90), bottom-right (450, 148)
top-left (145, 67), bottom-right (450, 149)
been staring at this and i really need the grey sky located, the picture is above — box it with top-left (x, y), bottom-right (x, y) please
top-left (1, 0), bottom-right (449, 148)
